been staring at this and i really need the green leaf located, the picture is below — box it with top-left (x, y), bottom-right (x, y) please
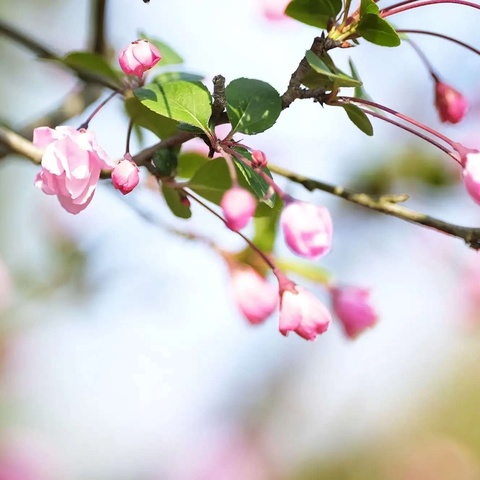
top-left (285, 0), bottom-right (342, 28)
top-left (138, 32), bottom-right (184, 66)
top-left (61, 51), bottom-right (121, 84)
top-left (305, 50), bottom-right (362, 88)
top-left (277, 258), bottom-right (331, 284)
top-left (230, 147), bottom-right (276, 208)
top-left (125, 96), bottom-right (179, 139)
top-left (360, 0), bottom-right (379, 17)
top-left (152, 71), bottom-right (204, 84)
top-left (188, 159), bottom-right (232, 204)
top-left (348, 58), bottom-right (372, 100)
top-left (152, 148), bottom-right (178, 177)
top-left (341, 104), bottom-right (374, 136)
top-left (357, 15), bottom-right (401, 47)
top-left (177, 151), bottom-right (208, 179)
top-left (225, 78), bottom-right (282, 135)
top-left (162, 185), bottom-right (191, 219)
top-left (134, 80), bottom-right (212, 133)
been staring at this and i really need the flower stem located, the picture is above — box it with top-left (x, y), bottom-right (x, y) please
top-left (381, 0), bottom-right (480, 18)
top-left (125, 119), bottom-right (134, 155)
top-left (404, 37), bottom-right (439, 80)
top-left (397, 29), bottom-right (480, 57)
top-left (357, 106), bottom-right (460, 163)
top-left (186, 190), bottom-right (279, 274)
top-left (340, 96), bottom-right (455, 147)
top-left (78, 91), bottom-right (117, 130)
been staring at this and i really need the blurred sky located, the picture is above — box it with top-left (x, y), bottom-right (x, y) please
top-left (1, 1), bottom-right (480, 479)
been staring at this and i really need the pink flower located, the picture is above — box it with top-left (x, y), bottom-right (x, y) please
top-left (118, 39), bottom-right (161, 78)
top-left (33, 126), bottom-right (114, 214)
top-left (331, 286), bottom-right (378, 339)
top-left (221, 187), bottom-right (256, 231)
top-left (111, 159), bottom-right (140, 195)
top-left (281, 201), bottom-right (333, 259)
top-left (463, 152), bottom-right (480, 204)
top-left (434, 79), bottom-right (468, 124)
top-left (279, 285), bottom-right (331, 340)
top-left (230, 266), bottom-right (278, 324)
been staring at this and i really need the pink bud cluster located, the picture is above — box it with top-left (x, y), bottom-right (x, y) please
top-left (33, 40), bottom-right (162, 213)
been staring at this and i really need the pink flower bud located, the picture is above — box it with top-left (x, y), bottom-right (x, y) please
top-left (251, 150), bottom-right (267, 168)
top-left (331, 286), bottom-right (378, 339)
top-left (463, 152), bottom-right (480, 205)
top-left (230, 266), bottom-right (278, 324)
top-left (111, 159), bottom-right (140, 195)
top-left (118, 39), bottom-right (162, 78)
top-left (280, 201), bottom-right (333, 259)
top-left (279, 285), bottom-right (331, 340)
top-left (434, 79), bottom-right (468, 124)
top-left (33, 126), bottom-right (114, 214)
top-left (221, 187), bottom-right (256, 231)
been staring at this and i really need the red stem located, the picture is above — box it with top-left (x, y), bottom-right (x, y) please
top-left (397, 29), bottom-right (480, 57)
top-left (381, 0), bottom-right (480, 18)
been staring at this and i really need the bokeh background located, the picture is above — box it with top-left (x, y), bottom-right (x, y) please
top-left (1, 0), bottom-right (480, 478)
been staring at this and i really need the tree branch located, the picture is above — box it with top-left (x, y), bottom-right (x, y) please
top-left (268, 163), bottom-right (480, 249)
top-left (91, 0), bottom-right (108, 56)
top-left (0, 126), bottom-right (42, 164)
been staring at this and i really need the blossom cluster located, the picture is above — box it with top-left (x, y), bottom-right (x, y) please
top-left (32, 20), bottom-right (480, 343)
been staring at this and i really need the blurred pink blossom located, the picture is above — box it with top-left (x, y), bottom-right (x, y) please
top-left (331, 286), bottom-right (378, 339)
top-left (0, 429), bottom-right (63, 480)
top-left (462, 152), bottom-right (480, 205)
top-left (434, 79), bottom-right (468, 124)
top-left (221, 187), bottom-right (256, 231)
top-left (259, 0), bottom-right (290, 21)
top-left (230, 265), bottom-right (278, 324)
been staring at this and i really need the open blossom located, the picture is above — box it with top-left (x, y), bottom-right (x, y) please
top-left (33, 126), bottom-right (114, 214)
top-left (111, 159), bottom-right (140, 195)
top-left (434, 79), bottom-right (468, 124)
top-left (331, 286), bottom-right (378, 339)
top-left (221, 187), bottom-right (256, 231)
top-left (230, 265), bottom-right (278, 325)
top-left (279, 285), bottom-right (331, 340)
top-left (462, 152), bottom-right (480, 205)
top-left (281, 201), bottom-right (333, 259)
top-left (118, 39), bottom-right (161, 78)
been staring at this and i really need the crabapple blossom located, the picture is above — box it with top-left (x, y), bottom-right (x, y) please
top-left (111, 158), bottom-right (140, 195)
top-left (33, 126), bottom-right (114, 214)
top-left (118, 39), bottom-right (161, 78)
top-left (331, 286), bottom-right (378, 339)
top-left (434, 79), bottom-right (468, 124)
top-left (221, 187), bottom-right (256, 231)
top-left (462, 152), bottom-right (480, 205)
top-left (230, 265), bottom-right (278, 325)
top-left (279, 285), bottom-right (331, 340)
top-left (281, 201), bottom-right (333, 259)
